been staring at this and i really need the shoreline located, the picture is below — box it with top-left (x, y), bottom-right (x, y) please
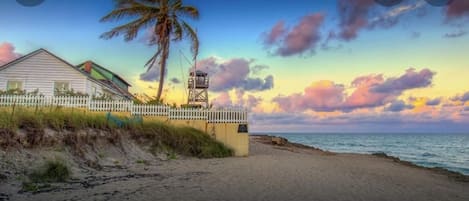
top-left (251, 134), bottom-right (469, 182)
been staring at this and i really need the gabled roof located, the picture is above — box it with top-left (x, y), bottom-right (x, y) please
top-left (0, 48), bottom-right (126, 98)
top-left (76, 61), bottom-right (131, 87)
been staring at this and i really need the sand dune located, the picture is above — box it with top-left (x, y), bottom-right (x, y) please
top-left (1, 135), bottom-right (468, 201)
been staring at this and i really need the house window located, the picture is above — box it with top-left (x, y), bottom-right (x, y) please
top-left (7, 80), bottom-right (23, 91)
top-left (54, 81), bottom-right (70, 95)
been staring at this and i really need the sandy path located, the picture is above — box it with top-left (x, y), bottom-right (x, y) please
top-left (3, 136), bottom-right (469, 201)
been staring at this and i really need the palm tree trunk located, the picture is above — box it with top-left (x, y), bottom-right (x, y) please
top-left (155, 40), bottom-right (170, 102)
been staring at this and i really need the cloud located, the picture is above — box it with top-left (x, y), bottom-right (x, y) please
top-left (444, 30), bottom-right (467, 38)
top-left (264, 13), bottom-right (325, 57)
top-left (246, 95), bottom-right (262, 109)
top-left (276, 13), bottom-right (325, 56)
top-left (252, 65), bottom-right (269, 75)
top-left (446, 0), bottom-right (469, 20)
top-left (385, 100), bottom-right (414, 112)
top-left (273, 68), bottom-right (435, 112)
top-left (139, 65), bottom-right (166, 82)
top-left (194, 57), bottom-right (274, 92)
top-left (426, 97), bottom-right (441, 106)
top-left (452, 91), bottom-right (469, 102)
top-left (337, 0), bottom-right (375, 41)
top-left (263, 21), bottom-right (286, 46)
top-left (210, 90), bottom-right (262, 110)
top-left (371, 68), bottom-right (435, 93)
top-left (273, 80), bottom-right (346, 112)
top-left (369, 2), bottom-right (423, 29)
top-left (343, 74), bottom-right (392, 110)
top-left (336, 0), bottom-right (425, 41)
top-left (0, 42), bottom-right (21, 65)
top-left (170, 77), bottom-right (181, 84)
top-left (211, 92), bottom-right (232, 107)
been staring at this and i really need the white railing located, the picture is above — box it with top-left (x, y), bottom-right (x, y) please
top-left (0, 95), bottom-right (248, 123)
top-left (208, 109), bottom-right (248, 123)
top-left (89, 100), bottom-right (132, 112)
top-left (131, 104), bottom-right (169, 116)
top-left (0, 95), bottom-right (89, 107)
top-left (169, 108), bottom-right (208, 120)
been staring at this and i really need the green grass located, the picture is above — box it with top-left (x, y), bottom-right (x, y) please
top-left (131, 122), bottom-right (233, 158)
top-left (0, 106), bottom-right (116, 131)
top-left (0, 106), bottom-right (233, 158)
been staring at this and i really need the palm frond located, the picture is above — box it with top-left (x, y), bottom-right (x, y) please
top-left (181, 20), bottom-right (199, 61)
top-left (171, 20), bottom-right (183, 41)
top-left (176, 5), bottom-right (199, 19)
top-left (100, 16), bottom-right (154, 41)
top-left (101, 2), bottom-right (158, 22)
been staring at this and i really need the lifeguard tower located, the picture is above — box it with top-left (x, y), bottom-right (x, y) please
top-left (187, 70), bottom-right (209, 108)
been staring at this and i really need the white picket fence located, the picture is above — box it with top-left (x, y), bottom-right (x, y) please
top-left (0, 95), bottom-right (248, 123)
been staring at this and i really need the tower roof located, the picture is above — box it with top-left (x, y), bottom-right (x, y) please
top-left (190, 70), bottom-right (208, 76)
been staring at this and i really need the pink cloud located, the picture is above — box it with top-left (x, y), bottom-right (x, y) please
top-left (263, 21), bottom-right (286, 46)
top-left (0, 42), bottom-right (21, 65)
top-left (446, 0), bottom-right (469, 19)
top-left (211, 92), bottom-right (232, 108)
top-left (210, 90), bottom-right (262, 110)
top-left (344, 74), bottom-right (391, 109)
top-left (263, 13), bottom-right (325, 57)
top-left (246, 95), bottom-right (262, 109)
top-left (274, 80), bottom-right (346, 112)
top-left (193, 57), bottom-right (274, 92)
top-left (273, 68), bottom-right (435, 112)
top-left (276, 13), bottom-right (325, 56)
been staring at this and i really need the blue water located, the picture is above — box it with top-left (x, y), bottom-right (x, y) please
top-left (271, 133), bottom-right (469, 175)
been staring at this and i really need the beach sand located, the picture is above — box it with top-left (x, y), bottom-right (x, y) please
top-left (2, 135), bottom-right (468, 201)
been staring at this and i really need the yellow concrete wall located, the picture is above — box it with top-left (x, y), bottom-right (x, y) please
top-left (207, 123), bottom-right (249, 157)
top-left (143, 117), bottom-right (249, 157)
top-left (143, 116), bottom-right (169, 123)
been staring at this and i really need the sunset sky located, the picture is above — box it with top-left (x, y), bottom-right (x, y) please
top-left (1, 0), bottom-right (469, 133)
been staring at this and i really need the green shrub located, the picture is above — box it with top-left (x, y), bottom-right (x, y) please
top-left (29, 160), bottom-right (71, 183)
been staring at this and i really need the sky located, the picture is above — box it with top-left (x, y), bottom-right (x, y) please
top-left (1, 0), bottom-right (469, 133)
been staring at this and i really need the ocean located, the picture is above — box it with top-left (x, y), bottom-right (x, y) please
top-left (270, 133), bottom-right (469, 175)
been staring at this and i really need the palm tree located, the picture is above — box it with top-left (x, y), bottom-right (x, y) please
top-left (100, 0), bottom-right (199, 101)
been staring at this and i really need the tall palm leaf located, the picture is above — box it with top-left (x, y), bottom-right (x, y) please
top-left (100, 0), bottom-right (199, 101)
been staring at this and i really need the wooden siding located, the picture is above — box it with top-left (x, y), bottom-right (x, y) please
top-left (0, 51), bottom-right (87, 96)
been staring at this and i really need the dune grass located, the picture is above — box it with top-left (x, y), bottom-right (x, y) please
top-left (0, 106), bottom-right (233, 158)
top-left (131, 121), bottom-right (233, 158)
top-left (20, 159), bottom-right (70, 192)
top-left (29, 159), bottom-right (71, 183)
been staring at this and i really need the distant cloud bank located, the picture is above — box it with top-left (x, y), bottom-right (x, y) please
top-left (273, 68), bottom-right (435, 112)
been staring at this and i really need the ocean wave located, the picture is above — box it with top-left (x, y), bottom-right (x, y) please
top-left (421, 152), bottom-right (438, 157)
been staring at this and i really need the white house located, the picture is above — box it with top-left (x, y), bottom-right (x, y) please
top-left (0, 48), bottom-right (132, 99)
